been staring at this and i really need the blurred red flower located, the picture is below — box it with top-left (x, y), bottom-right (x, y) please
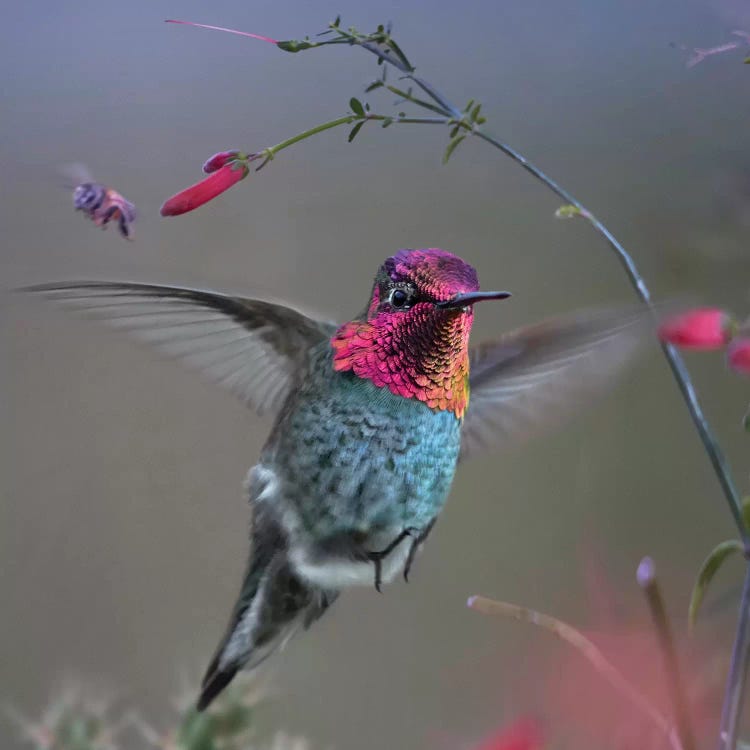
top-left (160, 161), bottom-right (249, 216)
top-left (658, 308), bottom-right (731, 350)
top-left (727, 337), bottom-right (750, 375)
top-left (473, 718), bottom-right (543, 750)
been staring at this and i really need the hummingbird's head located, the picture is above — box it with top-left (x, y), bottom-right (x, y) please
top-left (331, 248), bottom-right (510, 417)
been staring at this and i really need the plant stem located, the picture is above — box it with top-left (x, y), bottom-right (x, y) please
top-left (467, 595), bottom-right (681, 749)
top-left (253, 113), bottom-right (450, 167)
top-left (637, 558), bottom-right (697, 750)
top-left (265, 115), bottom-right (357, 155)
top-left (719, 565), bottom-right (750, 750)
top-left (469, 127), bottom-right (748, 543)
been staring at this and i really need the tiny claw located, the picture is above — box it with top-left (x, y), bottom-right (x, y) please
top-left (371, 556), bottom-right (383, 592)
top-left (403, 519), bottom-right (436, 582)
top-left (368, 528), bottom-right (415, 592)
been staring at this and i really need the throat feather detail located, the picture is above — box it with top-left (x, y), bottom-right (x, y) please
top-left (331, 304), bottom-right (472, 418)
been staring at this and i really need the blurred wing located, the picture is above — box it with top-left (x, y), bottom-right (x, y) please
top-left (59, 162), bottom-right (94, 189)
top-left (461, 306), bottom-right (655, 461)
top-left (24, 281), bottom-right (336, 416)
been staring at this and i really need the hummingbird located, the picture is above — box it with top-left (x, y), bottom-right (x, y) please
top-left (25, 248), bottom-right (653, 710)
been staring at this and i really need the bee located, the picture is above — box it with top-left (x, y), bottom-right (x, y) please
top-left (62, 164), bottom-right (136, 239)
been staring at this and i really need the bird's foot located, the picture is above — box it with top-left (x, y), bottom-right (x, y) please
top-left (403, 519), bottom-right (437, 583)
top-left (368, 528), bottom-right (417, 592)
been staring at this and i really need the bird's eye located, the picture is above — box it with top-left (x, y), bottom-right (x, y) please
top-left (389, 288), bottom-right (410, 309)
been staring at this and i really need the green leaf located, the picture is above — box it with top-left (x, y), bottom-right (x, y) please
top-left (745, 56), bottom-right (750, 63)
top-left (470, 102), bottom-right (482, 122)
top-left (349, 97), bottom-right (365, 117)
top-left (742, 496), bottom-right (750, 532)
top-left (365, 80), bottom-right (384, 93)
top-left (381, 117), bottom-right (393, 128)
top-left (463, 98), bottom-right (475, 113)
top-left (348, 120), bottom-right (366, 142)
top-left (555, 204), bottom-right (582, 219)
top-left (688, 539), bottom-right (743, 630)
top-left (743, 407), bottom-right (750, 433)
top-left (332, 15), bottom-right (341, 27)
top-left (276, 39), bottom-right (317, 53)
top-left (443, 134), bottom-right (466, 164)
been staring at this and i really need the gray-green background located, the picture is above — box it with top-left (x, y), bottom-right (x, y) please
top-left (2, 1), bottom-right (750, 748)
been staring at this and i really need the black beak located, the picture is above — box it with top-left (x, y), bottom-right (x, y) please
top-left (436, 290), bottom-right (512, 309)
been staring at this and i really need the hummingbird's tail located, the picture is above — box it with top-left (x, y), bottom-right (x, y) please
top-left (197, 524), bottom-right (338, 711)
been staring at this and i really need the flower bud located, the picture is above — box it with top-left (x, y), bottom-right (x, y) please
top-left (202, 150), bottom-right (243, 174)
top-left (658, 308), bottom-right (731, 350)
top-left (160, 161), bottom-right (249, 216)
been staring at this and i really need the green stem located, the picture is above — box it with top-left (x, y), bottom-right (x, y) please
top-left (384, 84), bottom-right (452, 117)
top-left (265, 115), bottom-right (357, 155)
top-left (638, 557), bottom-right (696, 750)
top-left (251, 113), bottom-right (451, 168)
top-left (718, 565), bottom-right (750, 750)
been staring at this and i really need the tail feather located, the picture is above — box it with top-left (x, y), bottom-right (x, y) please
top-left (197, 535), bottom-right (338, 711)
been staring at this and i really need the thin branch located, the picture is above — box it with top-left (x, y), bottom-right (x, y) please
top-left (637, 557), bottom-right (697, 750)
top-left (718, 565), bottom-right (750, 750)
top-left (467, 595), bottom-right (682, 750)
top-left (469, 128), bottom-right (747, 543)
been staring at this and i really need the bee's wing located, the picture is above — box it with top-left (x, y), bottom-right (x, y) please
top-left (461, 306), bottom-right (657, 461)
top-left (22, 281), bottom-right (337, 417)
top-left (58, 162), bottom-right (94, 189)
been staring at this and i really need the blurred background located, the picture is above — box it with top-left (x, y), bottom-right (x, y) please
top-left (2, 1), bottom-right (750, 748)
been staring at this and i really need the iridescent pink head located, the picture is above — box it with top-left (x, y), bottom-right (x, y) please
top-left (331, 248), bottom-right (510, 417)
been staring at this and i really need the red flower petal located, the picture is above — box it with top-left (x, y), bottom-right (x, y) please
top-left (160, 162), bottom-right (248, 216)
top-left (202, 150), bottom-right (243, 173)
top-left (474, 718), bottom-right (544, 750)
top-left (728, 337), bottom-right (750, 375)
top-left (657, 308), bottom-right (730, 350)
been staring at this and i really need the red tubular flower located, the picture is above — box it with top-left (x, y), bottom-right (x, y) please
top-left (160, 161), bottom-right (249, 216)
top-left (657, 307), bottom-right (731, 350)
top-left (728, 337), bottom-right (750, 375)
top-left (474, 718), bottom-right (544, 750)
top-left (202, 150), bottom-right (244, 173)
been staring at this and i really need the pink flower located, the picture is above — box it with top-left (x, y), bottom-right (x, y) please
top-left (728, 337), bottom-right (750, 375)
top-left (658, 308), bottom-right (731, 349)
top-left (473, 718), bottom-right (543, 750)
top-left (160, 161), bottom-right (248, 216)
top-left (202, 150), bottom-right (244, 173)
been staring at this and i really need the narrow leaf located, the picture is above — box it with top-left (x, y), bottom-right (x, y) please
top-left (688, 539), bottom-right (743, 630)
top-left (443, 134), bottom-right (466, 164)
top-left (349, 97), bottom-right (365, 117)
top-left (365, 80), bottom-right (384, 93)
top-left (348, 121), bottom-right (366, 142)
